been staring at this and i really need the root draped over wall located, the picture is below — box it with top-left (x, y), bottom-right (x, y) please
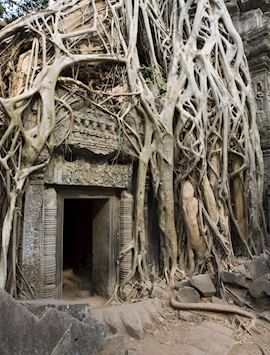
top-left (0, 0), bottom-right (266, 296)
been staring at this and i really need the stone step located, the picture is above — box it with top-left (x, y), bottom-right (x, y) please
top-left (18, 299), bottom-right (90, 320)
top-left (1, 290), bottom-right (105, 355)
top-left (91, 299), bottom-right (164, 339)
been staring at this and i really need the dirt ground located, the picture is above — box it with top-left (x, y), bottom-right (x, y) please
top-left (61, 270), bottom-right (270, 354)
top-left (101, 307), bottom-right (270, 355)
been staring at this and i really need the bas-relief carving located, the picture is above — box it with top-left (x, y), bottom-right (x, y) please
top-left (68, 108), bottom-right (120, 155)
top-left (251, 72), bottom-right (270, 150)
top-left (252, 73), bottom-right (267, 125)
top-left (62, 161), bottom-right (132, 188)
top-left (256, 81), bottom-right (265, 121)
top-left (45, 156), bottom-right (132, 188)
top-left (21, 179), bottom-right (44, 297)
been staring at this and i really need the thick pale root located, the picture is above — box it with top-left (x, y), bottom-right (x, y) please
top-left (0, 0), bottom-right (266, 295)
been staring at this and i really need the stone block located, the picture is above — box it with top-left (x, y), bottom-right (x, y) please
top-left (259, 311), bottom-right (270, 323)
top-left (178, 310), bottom-right (202, 323)
top-left (151, 286), bottom-right (171, 302)
top-left (256, 296), bottom-right (270, 309)
top-left (19, 299), bottom-right (90, 320)
top-left (39, 308), bottom-right (76, 348)
top-left (220, 271), bottom-right (251, 288)
top-left (177, 279), bottom-right (192, 289)
top-left (211, 296), bottom-right (223, 304)
top-left (89, 308), bottom-right (105, 324)
top-left (234, 264), bottom-right (250, 278)
top-left (121, 310), bottom-right (143, 339)
top-left (0, 289), bottom-right (46, 355)
top-left (245, 255), bottom-right (270, 280)
top-left (191, 274), bottom-right (216, 297)
top-left (104, 309), bottom-right (124, 334)
top-left (51, 318), bottom-right (105, 355)
top-left (91, 299), bottom-right (163, 339)
top-left (82, 312), bottom-right (107, 339)
top-left (150, 298), bottom-right (164, 315)
top-left (0, 289), bottom-right (106, 355)
top-left (176, 286), bottom-right (201, 303)
top-left (105, 334), bottom-right (124, 345)
top-left (139, 307), bottom-right (153, 331)
top-left (248, 273), bottom-right (270, 299)
top-left (142, 301), bottom-right (161, 322)
top-left (224, 287), bottom-right (248, 307)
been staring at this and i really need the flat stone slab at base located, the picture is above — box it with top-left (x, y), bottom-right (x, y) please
top-left (0, 289), bottom-right (106, 355)
top-left (220, 271), bottom-right (251, 289)
top-left (51, 319), bottom-right (104, 355)
top-left (248, 273), bottom-right (270, 299)
top-left (121, 310), bottom-right (143, 339)
top-left (91, 299), bottom-right (163, 339)
top-left (178, 310), bottom-right (202, 323)
top-left (176, 286), bottom-right (201, 303)
top-left (259, 311), bottom-right (270, 323)
top-left (191, 274), bottom-right (216, 297)
top-left (228, 343), bottom-right (264, 355)
top-left (245, 255), bottom-right (270, 280)
top-left (18, 299), bottom-right (90, 320)
top-left (178, 320), bottom-right (237, 354)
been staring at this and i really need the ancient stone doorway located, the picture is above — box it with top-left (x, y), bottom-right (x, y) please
top-left (63, 198), bottom-right (101, 299)
top-left (55, 190), bottom-right (119, 300)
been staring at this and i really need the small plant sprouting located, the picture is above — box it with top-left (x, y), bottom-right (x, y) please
top-left (138, 65), bottom-right (156, 81)
top-left (158, 82), bottom-right (167, 94)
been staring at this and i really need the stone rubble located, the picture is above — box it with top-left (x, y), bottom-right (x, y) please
top-left (220, 254), bottom-right (270, 316)
top-left (91, 299), bottom-right (164, 340)
top-left (191, 274), bottom-right (217, 297)
top-left (0, 289), bottom-right (106, 355)
top-left (176, 286), bottom-right (201, 303)
top-left (18, 298), bottom-right (91, 320)
top-left (2, 255), bottom-right (270, 354)
top-left (178, 310), bottom-right (203, 323)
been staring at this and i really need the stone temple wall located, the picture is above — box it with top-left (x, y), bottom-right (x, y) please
top-left (226, 0), bottom-right (270, 232)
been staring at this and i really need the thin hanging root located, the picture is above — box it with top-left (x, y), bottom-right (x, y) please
top-left (171, 294), bottom-right (256, 320)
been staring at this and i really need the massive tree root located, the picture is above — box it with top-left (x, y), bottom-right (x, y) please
top-left (171, 294), bottom-right (255, 320)
top-left (0, 0), bottom-right (266, 296)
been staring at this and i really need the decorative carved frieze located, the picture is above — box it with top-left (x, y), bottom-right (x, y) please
top-left (250, 72), bottom-right (270, 150)
top-left (68, 107), bottom-right (120, 155)
top-left (253, 74), bottom-right (267, 122)
top-left (238, 0), bottom-right (270, 12)
top-left (45, 156), bottom-right (132, 188)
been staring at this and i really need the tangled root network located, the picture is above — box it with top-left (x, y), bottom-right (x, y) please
top-left (0, 0), bottom-right (266, 296)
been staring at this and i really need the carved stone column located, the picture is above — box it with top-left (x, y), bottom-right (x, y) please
top-left (119, 191), bottom-right (133, 283)
top-left (20, 177), bottom-right (44, 298)
top-left (41, 188), bottom-right (57, 298)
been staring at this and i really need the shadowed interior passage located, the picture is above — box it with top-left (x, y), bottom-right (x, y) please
top-left (63, 198), bottom-right (106, 299)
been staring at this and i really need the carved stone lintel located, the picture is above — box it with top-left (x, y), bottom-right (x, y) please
top-left (45, 156), bottom-right (133, 188)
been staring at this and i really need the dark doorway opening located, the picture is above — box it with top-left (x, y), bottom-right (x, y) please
top-left (62, 198), bottom-right (107, 300)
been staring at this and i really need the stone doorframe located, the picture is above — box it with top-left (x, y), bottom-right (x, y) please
top-left (20, 180), bottom-right (125, 299)
top-left (55, 187), bottom-right (120, 299)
